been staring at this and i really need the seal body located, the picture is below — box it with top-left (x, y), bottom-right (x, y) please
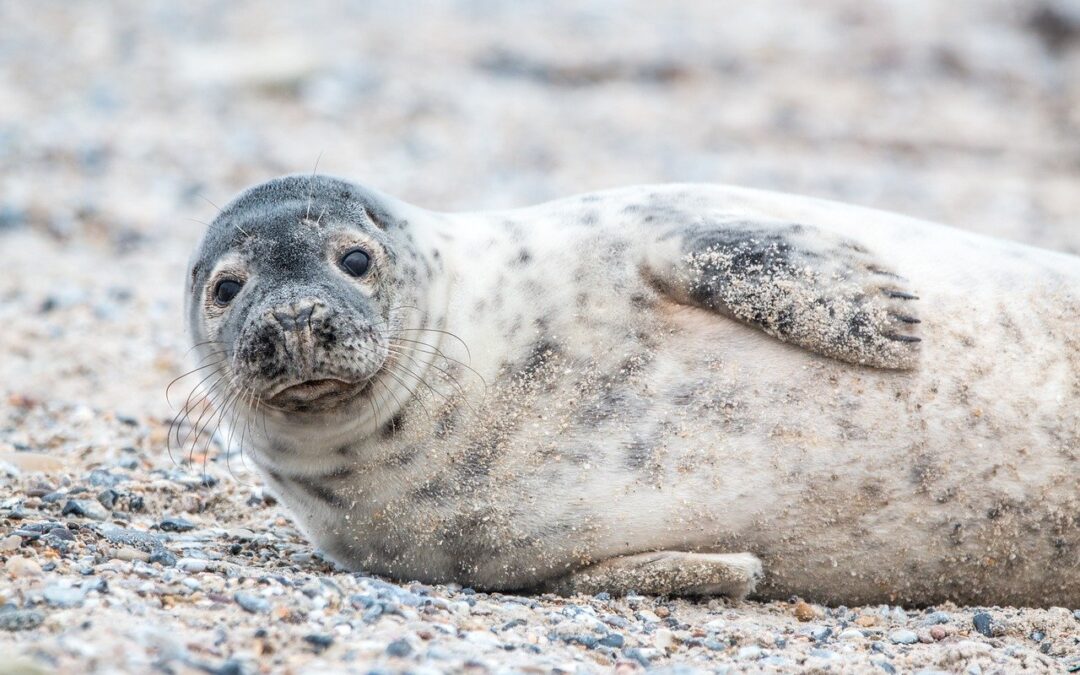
top-left (186, 176), bottom-right (1079, 607)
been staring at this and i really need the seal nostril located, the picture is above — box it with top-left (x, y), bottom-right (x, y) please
top-left (295, 304), bottom-right (315, 326)
top-left (272, 303), bottom-right (318, 331)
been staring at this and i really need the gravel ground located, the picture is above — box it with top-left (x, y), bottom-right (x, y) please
top-left (2, 1), bottom-right (1079, 673)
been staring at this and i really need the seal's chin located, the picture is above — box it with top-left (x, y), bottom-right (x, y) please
top-left (267, 378), bottom-right (368, 413)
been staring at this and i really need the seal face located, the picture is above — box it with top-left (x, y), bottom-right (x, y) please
top-left (187, 176), bottom-right (421, 417)
top-left (185, 175), bottom-right (1080, 607)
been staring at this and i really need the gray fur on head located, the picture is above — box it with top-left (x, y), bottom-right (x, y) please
top-left (185, 174), bottom-right (426, 416)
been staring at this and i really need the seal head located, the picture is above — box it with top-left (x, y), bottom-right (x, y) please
top-left (186, 175), bottom-right (420, 417)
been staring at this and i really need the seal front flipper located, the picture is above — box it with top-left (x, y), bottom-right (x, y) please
top-left (644, 221), bottom-right (922, 369)
top-left (540, 551), bottom-right (764, 598)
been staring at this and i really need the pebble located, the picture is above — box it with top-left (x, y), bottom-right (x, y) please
top-left (6, 556), bottom-right (43, 578)
top-left (794, 601), bottom-right (817, 621)
top-left (112, 546), bottom-right (149, 562)
top-left (654, 628), bottom-right (675, 650)
top-left (598, 633), bottom-right (624, 648)
top-left (43, 584), bottom-right (86, 608)
top-left (810, 627), bottom-right (832, 642)
top-left (736, 645), bottom-right (762, 660)
top-left (0, 534), bottom-right (23, 551)
top-left (386, 638), bottom-right (413, 657)
top-left (87, 469), bottom-right (126, 487)
top-left (972, 612), bottom-right (995, 638)
top-left (0, 609), bottom-right (45, 632)
top-left (234, 592), bottom-right (270, 614)
top-left (61, 499), bottom-right (109, 521)
top-left (177, 558), bottom-right (209, 573)
top-left (930, 626), bottom-right (947, 641)
top-left (303, 634), bottom-right (334, 651)
top-left (839, 628), bottom-right (865, 640)
top-left (889, 630), bottom-right (919, 645)
top-left (159, 517), bottom-right (196, 532)
top-left (923, 611), bottom-right (951, 625)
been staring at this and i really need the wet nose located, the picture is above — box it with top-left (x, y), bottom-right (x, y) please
top-left (272, 302), bottom-right (317, 331)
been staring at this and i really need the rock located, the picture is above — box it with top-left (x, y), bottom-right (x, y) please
top-left (637, 609), bottom-right (661, 623)
top-left (737, 645), bottom-right (762, 660)
top-left (386, 638), bottom-right (413, 657)
top-left (234, 592), bottom-right (270, 614)
top-left (87, 469), bottom-right (125, 487)
top-left (810, 627), bottom-right (833, 642)
top-left (61, 499), bottom-right (108, 521)
top-left (5, 556), bottom-right (42, 578)
top-left (654, 628), bottom-right (675, 650)
top-left (972, 612), bottom-right (995, 638)
top-left (889, 630), bottom-right (918, 645)
top-left (794, 601), bottom-right (817, 621)
top-left (0, 534), bottom-right (21, 552)
top-left (97, 489), bottom-right (119, 509)
top-left (930, 626), bottom-right (947, 641)
top-left (0, 608), bottom-right (45, 631)
top-left (43, 584), bottom-right (85, 608)
top-left (177, 558), bottom-right (208, 573)
top-left (0, 452), bottom-right (65, 473)
top-left (839, 628), bottom-right (864, 640)
top-left (923, 611), bottom-right (951, 625)
top-left (159, 517), bottom-right (196, 532)
top-left (303, 634), bottom-right (333, 651)
top-left (855, 615), bottom-right (878, 627)
top-left (599, 633), bottom-right (624, 648)
top-left (46, 527), bottom-right (74, 541)
top-left (112, 546), bottom-right (150, 562)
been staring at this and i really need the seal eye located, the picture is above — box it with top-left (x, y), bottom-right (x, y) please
top-left (214, 279), bottom-right (242, 305)
top-left (341, 249), bottom-right (371, 278)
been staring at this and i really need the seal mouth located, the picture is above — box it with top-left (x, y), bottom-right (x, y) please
top-left (267, 378), bottom-right (366, 411)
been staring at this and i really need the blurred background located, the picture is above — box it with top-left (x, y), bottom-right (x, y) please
top-left (1, 0), bottom-right (1079, 420)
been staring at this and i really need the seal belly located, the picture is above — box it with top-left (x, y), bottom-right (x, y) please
top-left (586, 262), bottom-right (1080, 606)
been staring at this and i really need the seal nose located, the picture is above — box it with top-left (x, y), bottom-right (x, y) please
top-left (272, 301), bottom-right (318, 331)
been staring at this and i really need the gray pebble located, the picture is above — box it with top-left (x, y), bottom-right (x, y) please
top-left (0, 609), bottom-right (45, 631)
top-left (234, 592), bottom-right (270, 614)
top-left (97, 489), bottom-right (119, 509)
top-left (603, 614), bottom-right (629, 628)
top-left (159, 517), bottom-right (196, 532)
top-left (303, 634), bottom-right (333, 651)
top-left (43, 585), bottom-right (86, 608)
top-left (61, 499), bottom-right (108, 521)
top-left (922, 611), bottom-right (951, 625)
top-left (703, 639), bottom-right (726, 651)
top-left (972, 612), bottom-right (994, 638)
top-left (809, 649), bottom-right (840, 660)
top-left (889, 630), bottom-right (918, 645)
top-left (87, 469), bottom-right (126, 487)
top-left (810, 627), bottom-right (832, 642)
top-left (386, 638), bottom-right (412, 657)
top-left (599, 633), bottom-right (624, 648)
top-left (177, 558), bottom-right (208, 573)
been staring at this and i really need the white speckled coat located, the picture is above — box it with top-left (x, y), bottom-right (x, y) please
top-left (188, 176), bottom-right (1079, 607)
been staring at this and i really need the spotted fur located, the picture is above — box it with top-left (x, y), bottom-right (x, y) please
top-left (186, 176), bottom-right (1080, 607)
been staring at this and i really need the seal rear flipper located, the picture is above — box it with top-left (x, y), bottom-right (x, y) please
top-left (644, 221), bottom-right (922, 369)
top-left (540, 551), bottom-right (763, 598)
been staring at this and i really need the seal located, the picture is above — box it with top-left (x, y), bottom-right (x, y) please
top-left (184, 175), bottom-right (1079, 607)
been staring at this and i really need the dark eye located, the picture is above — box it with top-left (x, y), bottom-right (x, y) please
top-left (341, 249), bottom-right (371, 277)
top-left (214, 279), bottom-right (242, 305)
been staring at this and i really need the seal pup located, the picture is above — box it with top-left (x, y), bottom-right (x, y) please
top-left (184, 175), bottom-right (1079, 607)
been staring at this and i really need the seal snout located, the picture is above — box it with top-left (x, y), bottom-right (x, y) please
top-left (232, 291), bottom-right (387, 415)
